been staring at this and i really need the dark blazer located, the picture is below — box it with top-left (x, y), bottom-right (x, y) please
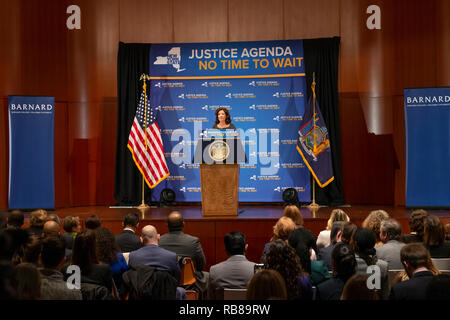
top-left (426, 241), bottom-right (450, 258)
top-left (316, 277), bottom-right (345, 300)
top-left (318, 242), bottom-right (339, 270)
top-left (159, 231), bottom-right (206, 272)
top-left (401, 233), bottom-right (422, 244)
top-left (115, 229), bottom-right (143, 253)
top-left (389, 270), bottom-right (434, 300)
top-left (128, 244), bottom-right (180, 282)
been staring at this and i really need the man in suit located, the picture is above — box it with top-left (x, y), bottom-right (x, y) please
top-left (376, 218), bottom-right (405, 269)
top-left (128, 225), bottom-right (180, 282)
top-left (159, 211), bottom-right (207, 277)
top-left (318, 221), bottom-right (345, 270)
top-left (207, 231), bottom-right (255, 300)
top-left (116, 213), bottom-right (143, 253)
top-left (389, 243), bottom-right (434, 300)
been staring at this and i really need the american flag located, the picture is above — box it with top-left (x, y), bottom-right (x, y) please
top-left (127, 89), bottom-right (169, 188)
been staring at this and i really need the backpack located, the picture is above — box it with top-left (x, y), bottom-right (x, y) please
top-left (121, 265), bottom-right (177, 300)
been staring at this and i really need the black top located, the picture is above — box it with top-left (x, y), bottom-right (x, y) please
top-left (401, 233), bottom-right (422, 244)
top-left (212, 123), bottom-right (236, 130)
top-left (426, 241), bottom-right (450, 258)
top-left (115, 230), bottom-right (143, 253)
top-left (389, 270), bottom-right (434, 300)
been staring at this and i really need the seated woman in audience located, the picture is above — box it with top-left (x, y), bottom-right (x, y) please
top-left (340, 273), bottom-right (380, 300)
top-left (246, 269), bottom-right (287, 300)
top-left (362, 209), bottom-right (390, 247)
top-left (401, 209), bottom-right (428, 243)
top-left (317, 209), bottom-right (350, 250)
top-left (423, 215), bottom-right (450, 258)
top-left (11, 234), bottom-right (42, 267)
top-left (282, 205), bottom-right (304, 228)
top-left (353, 228), bottom-right (389, 299)
top-left (65, 229), bottom-right (113, 293)
top-left (263, 240), bottom-right (313, 300)
top-left (316, 243), bottom-right (356, 300)
top-left (24, 209), bottom-right (47, 237)
top-left (62, 216), bottom-right (82, 250)
top-left (341, 222), bottom-right (358, 247)
top-left (289, 230), bottom-right (329, 286)
top-left (95, 227), bottom-right (128, 291)
top-left (260, 217), bottom-right (296, 263)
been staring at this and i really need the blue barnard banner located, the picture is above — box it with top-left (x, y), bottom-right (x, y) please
top-left (404, 88), bottom-right (450, 207)
top-left (148, 40), bottom-right (310, 202)
top-left (9, 96), bottom-right (55, 209)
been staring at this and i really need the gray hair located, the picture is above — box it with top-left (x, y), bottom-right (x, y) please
top-left (380, 218), bottom-right (402, 241)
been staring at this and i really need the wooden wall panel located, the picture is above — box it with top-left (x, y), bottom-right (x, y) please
top-left (392, 0), bottom-right (437, 94)
top-left (393, 95), bottom-right (405, 206)
top-left (0, 0), bottom-right (21, 97)
top-left (284, 0), bottom-right (340, 40)
top-left (18, 0), bottom-right (68, 101)
top-left (435, 0), bottom-right (450, 86)
top-left (119, 0), bottom-right (173, 43)
top-left (0, 99), bottom-right (8, 209)
top-left (173, 0), bottom-right (228, 43)
top-left (67, 101), bottom-right (117, 206)
top-left (54, 102), bottom-right (70, 208)
top-left (67, 0), bottom-right (119, 102)
top-left (228, 0), bottom-right (284, 41)
top-left (340, 94), bottom-right (394, 204)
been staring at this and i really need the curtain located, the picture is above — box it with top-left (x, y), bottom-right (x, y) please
top-left (303, 37), bottom-right (345, 205)
top-left (114, 42), bottom-right (152, 205)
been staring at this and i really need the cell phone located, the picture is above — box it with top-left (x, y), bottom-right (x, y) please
top-left (254, 263), bottom-right (264, 273)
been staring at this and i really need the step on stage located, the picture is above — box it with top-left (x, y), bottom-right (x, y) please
top-left (51, 204), bottom-right (450, 270)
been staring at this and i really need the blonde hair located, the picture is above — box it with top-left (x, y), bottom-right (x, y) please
top-left (362, 210), bottom-right (390, 242)
top-left (326, 209), bottom-right (350, 230)
top-left (283, 205), bottom-right (303, 226)
top-left (271, 217), bottom-right (296, 241)
top-left (29, 209), bottom-right (47, 227)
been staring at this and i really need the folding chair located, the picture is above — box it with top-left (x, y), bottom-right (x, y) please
top-left (179, 257), bottom-right (196, 286)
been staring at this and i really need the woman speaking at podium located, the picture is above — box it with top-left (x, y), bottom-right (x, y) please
top-left (212, 107), bottom-right (236, 129)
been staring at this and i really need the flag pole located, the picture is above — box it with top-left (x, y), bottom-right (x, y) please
top-left (307, 72), bottom-right (320, 216)
top-left (137, 73), bottom-right (150, 210)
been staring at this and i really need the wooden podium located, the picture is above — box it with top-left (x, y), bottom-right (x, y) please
top-left (200, 164), bottom-right (239, 216)
top-left (194, 130), bottom-right (246, 216)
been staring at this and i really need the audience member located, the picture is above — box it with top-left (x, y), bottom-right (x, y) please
top-left (95, 227), bottom-right (128, 291)
top-left (425, 274), bottom-right (450, 300)
top-left (282, 205), bottom-right (304, 228)
top-left (159, 211), bottom-right (208, 293)
top-left (0, 260), bottom-right (16, 299)
top-left (85, 215), bottom-right (102, 230)
top-left (0, 212), bottom-right (6, 230)
top-left (260, 217), bottom-right (296, 262)
top-left (341, 222), bottom-right (357, 247)
top-left (389, 243), bottom-right (434, 300)
top-left (0, 228), bottom-right (29, 261)
top-left (318, 221), bottom-right (345, 270)
top-left (42, 220), bottom-right (60, 238)
top-left (39, 235), bottom-right (82, 300)
top-left (392, 248), bottom-right (440, 284)
top-left (115, 213), bottom-right (143, 253)
top-left (353, 228), bottom-right (389, 299)
top-left (317, 209), bottom-right (350, 250)
top-left (24, 209), bottom-right (47, 237)
top-left (246, 269), bottom-right (287, 300)
top-left (263, 239), bottom-right (313, 300)
top-left (45, 213), bottom-right (61, 225)
top-left (11, 235), bottom-right (42, 267)
top-left (208, 231), bottom-right (255, 300)
top-left (340, 273), bottom-right (380, 300)
top-left (376, 218), bottom-right (405, 269)
top-left (12, 262), bottom-right (41, 300)
top-left (445, 223), bottom-right (450, 241)
top-left (290, 241), bottom-right (329, 286)
top-left (423, 215), bottom-right (450, 258)
top-left (401, 209), bottom-right (428, 243)
top-left (6, 210), bottom-right (24, 229)
top-left (128, 225), bottom-right (180, 282)
top-left (62, 216), bottom-right (81, 251)
top-left (362, 209), bottom-right (389, 247)
top-left (316, 243), bottom-right (356, 300)
top-left (66, 229), bottom-right (113, 292)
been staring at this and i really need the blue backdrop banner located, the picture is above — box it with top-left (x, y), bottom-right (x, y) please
top-left (148, 40), bottom-right (311, 202)
top-left (9, 96), bottom-right (55, 209)
top-left (404, 87), bottom-right (450, 207)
